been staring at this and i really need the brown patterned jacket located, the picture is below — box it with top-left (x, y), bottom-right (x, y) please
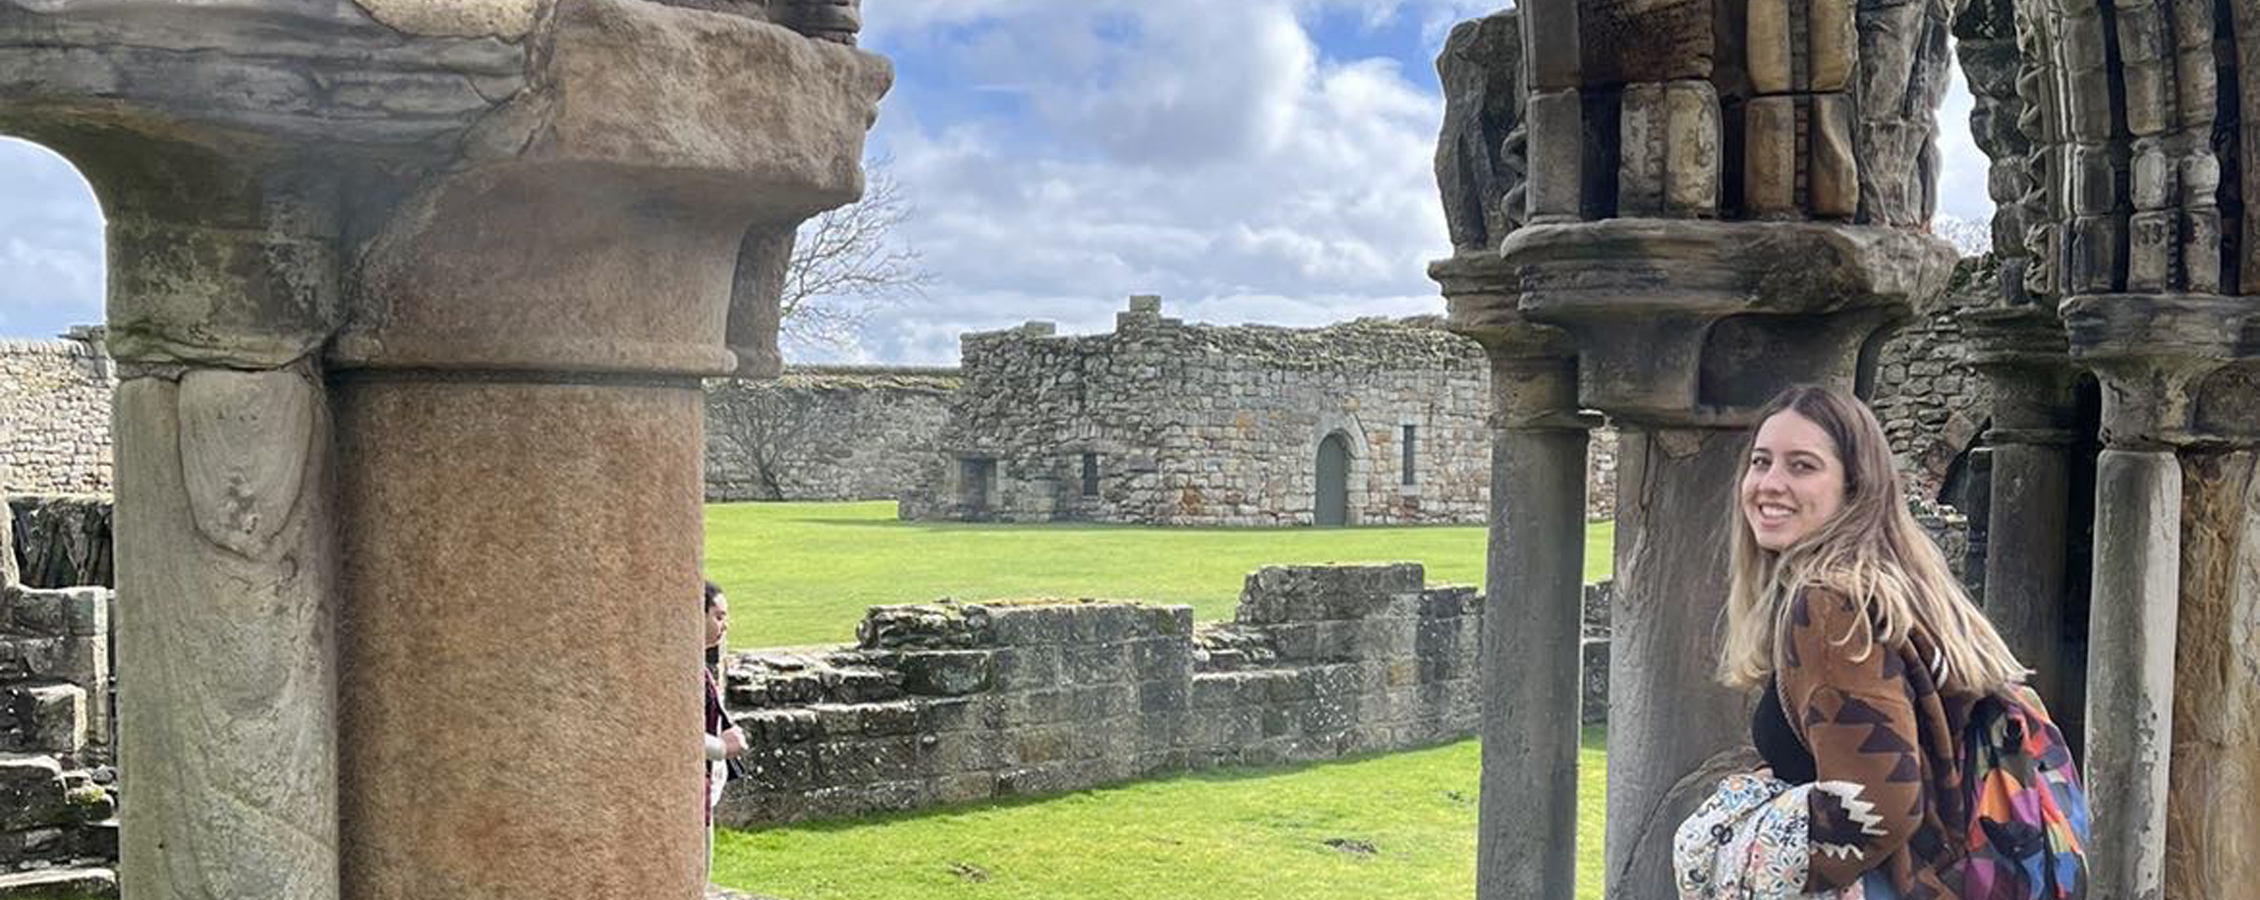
top-left (1779, 586), bottom-right (1981, 899)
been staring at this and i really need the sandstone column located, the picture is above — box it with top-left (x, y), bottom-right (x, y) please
top-left (1959, 308), bottom-right (2082, 735)
top-left (2063, 293), bottom-right (2250, 900)
top-left (327, 6), bottom-right (888, 898)
top-left (1, 3), bottom-right (887, 897)
top-left (1433, 2), bottom-right (1963, 895)
top-left (1510, 221), bottom-right (1953, 900)
top-left (1433, 253), bottom-right (1587, 900)
top-left (102, 173), bottom-right (345, 900)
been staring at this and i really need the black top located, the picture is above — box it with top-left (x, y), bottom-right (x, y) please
top-left (1753, 676), bottom-right (1817, 784)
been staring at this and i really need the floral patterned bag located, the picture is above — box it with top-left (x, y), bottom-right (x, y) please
top-left (1675, 773), bottom-right (1865, 900)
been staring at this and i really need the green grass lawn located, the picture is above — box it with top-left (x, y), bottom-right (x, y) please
top-left (705, 502), bottom-right (1615, 899)
top-left (706, 501), bottom-right (1615, 648)
top-left (714, 730), bottom-right (1609, 900)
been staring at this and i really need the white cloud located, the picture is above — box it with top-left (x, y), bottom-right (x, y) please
top-left (0, 138), bottom-right (105, 337)
top-left (837, 1), bottom-right (1464, 364)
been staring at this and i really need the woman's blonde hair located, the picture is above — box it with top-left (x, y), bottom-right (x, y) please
top-left (1718, 385), bottom-right (2027, 695)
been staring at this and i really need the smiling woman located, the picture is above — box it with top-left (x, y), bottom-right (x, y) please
top-left (0, 137), bottom-right (105, 339)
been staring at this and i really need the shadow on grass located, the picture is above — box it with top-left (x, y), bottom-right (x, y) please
top-left (726, 727), bottom-right (1607, 837)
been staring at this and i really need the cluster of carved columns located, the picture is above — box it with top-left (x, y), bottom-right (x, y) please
top-left (1434, 1), bottom-right (1960, 897)
top-left (0, 2), bottom-right (887, 897)
top-left (1962, 0), bottom-right (2260, 894)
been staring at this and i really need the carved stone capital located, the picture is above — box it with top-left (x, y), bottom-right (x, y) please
top-left (1958, 305), bottom-right (2082, 437)
top-left (1500, 219), bottom-right (1955, 427)
top-left (2061, 292), bottom-right (2255, 447)
top-left (2, 0), bottom-right (893, 376)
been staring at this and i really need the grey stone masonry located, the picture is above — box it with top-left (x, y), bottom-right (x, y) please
top-left (705, 366), bottom-right (960, 502)
top-left (0, 581), bottom-right (117, 892)
top-left (899, 298), bottom-right (1495, 526)
top-left (714, 564), bottom-right (1615, 827)
top-left (0, 334), bottom-right (114, 496)
top-left (1873, 255), bottom-right (1998, 503)
top-left (8, 498), bottom-right (112, 590)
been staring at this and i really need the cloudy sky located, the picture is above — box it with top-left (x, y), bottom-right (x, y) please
top-left (0, 1), bottom-right (1994, 363)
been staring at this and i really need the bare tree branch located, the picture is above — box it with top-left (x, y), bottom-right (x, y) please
top-left (780, 154), bottom-right (935, 350)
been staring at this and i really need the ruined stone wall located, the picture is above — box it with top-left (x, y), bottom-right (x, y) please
top-left (705, 366), bottom-right (959, 502)
top-left (0, 336), bottom-right (113, 496)
top-left (716, 565), bottom-right (1614, 827)
top-left (1873, 255), bottom-right (1998, 503)
top-left (899, 301), bottom-right (1494, 526)
top-left (9, 497), bottom-right (114, 590)
top-left (0, 581), bottom-right (117, 885)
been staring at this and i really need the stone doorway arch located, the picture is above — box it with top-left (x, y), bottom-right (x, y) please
top-left (1315, 431), bottom-right (1352, 526)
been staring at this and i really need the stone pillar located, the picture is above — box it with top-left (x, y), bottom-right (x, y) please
top-left (1959, 307), bottom-right (2082, 734)
top-left (77, 151), bottom-right (346, 900)
top-left (1433, 252), bottom-right (1587, 900)
top-left (2084, 447), bottom-right (2178, 899)
top-left (2062, 293), bottom-right (2246, 900)
top-left (1506, 220), bottom-right (1953, 900)
top-left (0, 3), bottom-right (889, 897)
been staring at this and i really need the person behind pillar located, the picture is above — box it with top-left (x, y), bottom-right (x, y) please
top-left (703, 580), bottom-right (748, 875)
top-left (1716, 386), bottom-right (2044, 898)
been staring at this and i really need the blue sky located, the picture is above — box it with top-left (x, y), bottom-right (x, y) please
top-left (0, 1), bottom-right (1993, 363)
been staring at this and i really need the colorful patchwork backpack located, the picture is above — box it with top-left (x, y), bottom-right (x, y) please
top-left (1959, 685), bottom-right (2091, 900)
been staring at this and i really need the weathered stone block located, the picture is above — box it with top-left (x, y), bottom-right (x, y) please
top-left (928, 772), bottom-right (994, 806)
top-left (1808, 93), bottom-right (1858, 217)
top-left (2131, 143), bottom-right (2176, 211)
top-left (1189, 676), bottom-right (1238, 710)
top-left (0, 755), bottom-right (67, 831)
top-left (917, 730), bottom-right (1005, 776)
top-left (815, 736), bottom-right (918, 785)
top-left (2115, 6), bottom-right (2170, 136)
top-left (988, 646), bottom-right (1059, 690)
top-left (1580, 0), bottom-right (1712, 84)
top-left (2127, 210), bottom-right (2176, 292)
top-left (1522, 0), bottom-right (1581, 90)
top-left (2, 586), bottom-right (106, 639)
top-left (1619, 82), bottom-right (1667, 215)
top-left (742, 743), bottom-right (819, 792)
top-left (1809, 0), bottom-right (1854, 91)
top-left (2070, 144), bottom-right (2121, 216)
top-left (742, 708), bottom-right (819, 745)
top-left (1742, 96), bottom-right (1798, 216)
top-left (1662, 80), bottom-right (1720, 215)
top-left (1072, 684), bottom-right (1134, 721)
top-left (1060, 643), bottom-right (1130, 685)
top-left (1745, 0), bottom-right (1791, 94)
top-left (11, 685), bottom-right (87, 756)
top-left (1526, 90), bottom-right (1586, 221)
top-left (2067, 215), bottom-right (2125, 294)
top-left (897, 650), bottom-right (993, 696)
top-left (1136, 678), bottom-right (1188, 715)
top-left (0, 637), bottom-right (65, 682)
top-left (0, 868), bottom-right (117, 900)
top-left (2184, 208), bottom-right (2223, 293)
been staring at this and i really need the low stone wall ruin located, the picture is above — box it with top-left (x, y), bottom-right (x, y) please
top-left (0, 581), bottom-right (117, 896)
top-left (716, 564), bottom-right (1614, 827)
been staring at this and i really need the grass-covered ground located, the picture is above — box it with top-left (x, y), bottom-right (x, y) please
top-left (704, 502), bottom-right (1615, 900)
top-left (713, 729), bottom-right (1609, 900)
top-left (705, 501), bottom-right (1615, 648)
